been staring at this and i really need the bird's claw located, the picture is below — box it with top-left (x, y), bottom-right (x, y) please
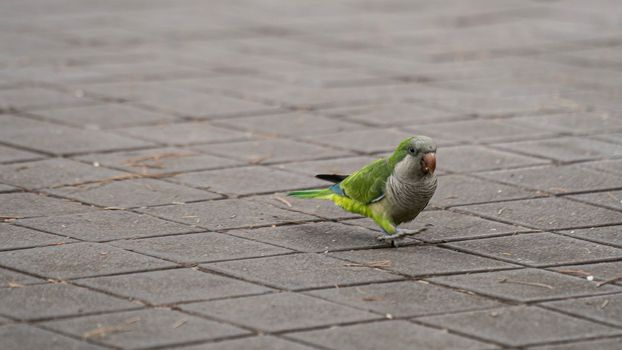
top-left (376, 227), bottom-right (428, 247)
top-left (376, 235), bottom-right (404, 247)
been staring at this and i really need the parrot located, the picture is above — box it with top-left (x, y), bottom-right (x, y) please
top-left (288, 135), bottom-right (437, 247)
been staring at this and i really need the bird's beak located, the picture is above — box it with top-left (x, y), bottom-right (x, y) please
top-left (421, 152), bottom-right (436, 174)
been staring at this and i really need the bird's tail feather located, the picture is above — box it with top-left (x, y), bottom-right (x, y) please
top-left (287, 188), bottom-right (333, 199)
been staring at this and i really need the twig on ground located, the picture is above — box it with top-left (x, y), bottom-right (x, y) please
top-left (68, 172), bottom-right (180, 192)
top-left (123, 152), bottom-right (193, 169)
top-left (0, 216), bottom-right (22, 222)
top-left (556, 269), bottom-right (591, 277)
top-left (7, 281), bottom-right (24, 288)
top-left (497, 208), bottom-right (509, 215)
top-left (498, 278), bottom-right (554, 290)
top-left (83, 317), bottom-right (140, 339)
top-left (361, 296), bottom-right (384, 302)
top-left (172, 319), bottom-right (187, 329)
top-left (248, 155), bottom-right (271, 165)
top-left (596, 275), bottom-right (622, 287)
top-left (273, 195), bottom-right (292, 207)
top-left (345, 260), bottom-right (391, 268)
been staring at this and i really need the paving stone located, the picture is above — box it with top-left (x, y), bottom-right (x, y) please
top-left (59, 26), bottom-right (154, 47)
top-left (0, 193), bottom-right (91, 219)
top-left (274, 155), bottom-right (377, 176)
top-left (172, 165), bottom-right (325, 196)
top-left (0, 114), bottom-right (50, 132)
top-left (439, 145), bottom-right (549, 173)
top-left (419, 305), bottom-right (618, 347)
top-left (205, 253), bottom-right (399, 290)
top-left (0, 324), bottom-right (106, 350)
top-left (251, 66), bottom-right (387, 88)
top-left (87, 62), bottom-right (207, 81)
top-left (416, 119), bottom-right (557, 143)
top-left (176, 74), bottom-right (284, 96)
top-left (275, 83), bottom-right (468, 109)
top-left (0, 121), bottom-right (153, 156)
top-left (289, 320), bottom-right (495, 350)
top-left (229, 222), bottom-right (382, 253)
top-left (561, 225), bottom-right (622, 247)
top-left (431, 268), bottom-right (620, 303)
top-left (0, 184), bottom-right (16, 193)
top-left (0, 223), bottom-right (74, 250)
top-left (528, 337), bottom-right (622, 350)
top-left (0, 158), bottom-right (125, 189)
top-left (0, 268), bottom-right (42, 287)
top-left (331, 245), bottom-right (515, 277)
top-left (136, 91), bottom-right (277, 119)
top-left (586, 159), bottom-right (622, 175)
top-left (300, 128), bottom-right (420, 154)
top-left (459, 197), bottom-right (622, 230)
top-left (76, 146), bottom-right (241, 175)
top-left (77, 268), bottom-right (271, 305)
top-left (551, 261), bottom-right (622, 285)
top-left (595, 133), bottom-right (622, 144)
top-left (343, 208), bottom-right (528, 242)
top-left (17, 210), bottom-right (198, 242)
top-left (0, 283), bottom-right (136, 320)
top-left (193, 138), bottom-right (352, 165)
top-left (42, 308), bottom-right (247, 349)
top-left (495, 136), bottom-right (622, 163)
top-left (217, 84), bottom-right (372, 109)
top-left (183, 292), bottom-right (379, 332)
top-left (30, 103), bottom-right (179, 129)
top-left (81, 80), bottom-right (194, 101)
top-left (6, 1), bottom-right (622, 348)
top-left (0, 242), bottom-right (174, 279)
top-left (118, 121), bottom-right (253, 145)
top-left (2, 64), bottom-right (106, 85)
top-left (48, 178), bottom-right (221, 208)
top-left (309, 280), bottom-right (502, 318)
top-left (253, 193), bottom-right (361, 220)
top-left (0, 144), bottom-right (42, 164)
top-left (0, 87), bottom-right (92, 110)
top-left (139, 199), bottom-right (317, 230)
top-left (510, 112), bottom-right (622, 134)
top-left (113, 231), bottom-right (291, 264)
top-left (546, 46), bottom-right (622, 70)
top-left (177, 336), bottom-right (317, 350)
top-left (569, 190), bottom-right (622, 211)
top-left (214, 112), bottom-right (363, 136)
top-left (449, 233), bottom-right (622, 266)
top-left (480, 165), bottom-right (622, 194)
top-left (323, 102), bottom-right (466, 126)
top-left (431, 174), bottom-right (537, 207)
top-left (543, 293), bottom-right (622, 327)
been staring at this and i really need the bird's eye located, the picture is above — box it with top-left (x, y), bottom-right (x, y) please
top-left (408, 147), bottom-right (416, 154)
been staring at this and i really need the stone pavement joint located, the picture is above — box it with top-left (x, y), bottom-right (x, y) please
top-left (1, 1), bottom-right (622, 349)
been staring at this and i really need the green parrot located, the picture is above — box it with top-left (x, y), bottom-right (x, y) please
top-left (288, 135), bottom-right (437, 247)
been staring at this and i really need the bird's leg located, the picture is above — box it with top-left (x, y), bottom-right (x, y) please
top-left (392, 227), bottom-right (428, 238)
top-left (372, 217), bottom-right (422, 247)
top-left (375, 223), bottom-right (428, 247)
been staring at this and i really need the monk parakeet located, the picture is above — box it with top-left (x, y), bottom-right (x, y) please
top-left (288, 136), bottom-right (437, 247)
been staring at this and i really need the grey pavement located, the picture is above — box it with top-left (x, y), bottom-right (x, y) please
top-left (1, 0), bottom-right (622, 349)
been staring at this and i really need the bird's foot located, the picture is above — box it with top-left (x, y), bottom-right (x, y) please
top-left (376, 227), bottom-right (428, 247)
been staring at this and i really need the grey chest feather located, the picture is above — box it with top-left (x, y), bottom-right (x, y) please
top-left (383, 175), bottom-right (437, 224)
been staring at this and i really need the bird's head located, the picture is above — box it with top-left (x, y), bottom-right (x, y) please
top-left (391, 136), bottom-right (437, 180)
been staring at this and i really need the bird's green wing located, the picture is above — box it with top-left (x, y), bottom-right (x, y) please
top-left (338, 158), bottom-right (392, 204)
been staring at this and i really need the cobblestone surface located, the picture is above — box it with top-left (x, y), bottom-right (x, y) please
top-left (1, 1), bottom-right (622, 349)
